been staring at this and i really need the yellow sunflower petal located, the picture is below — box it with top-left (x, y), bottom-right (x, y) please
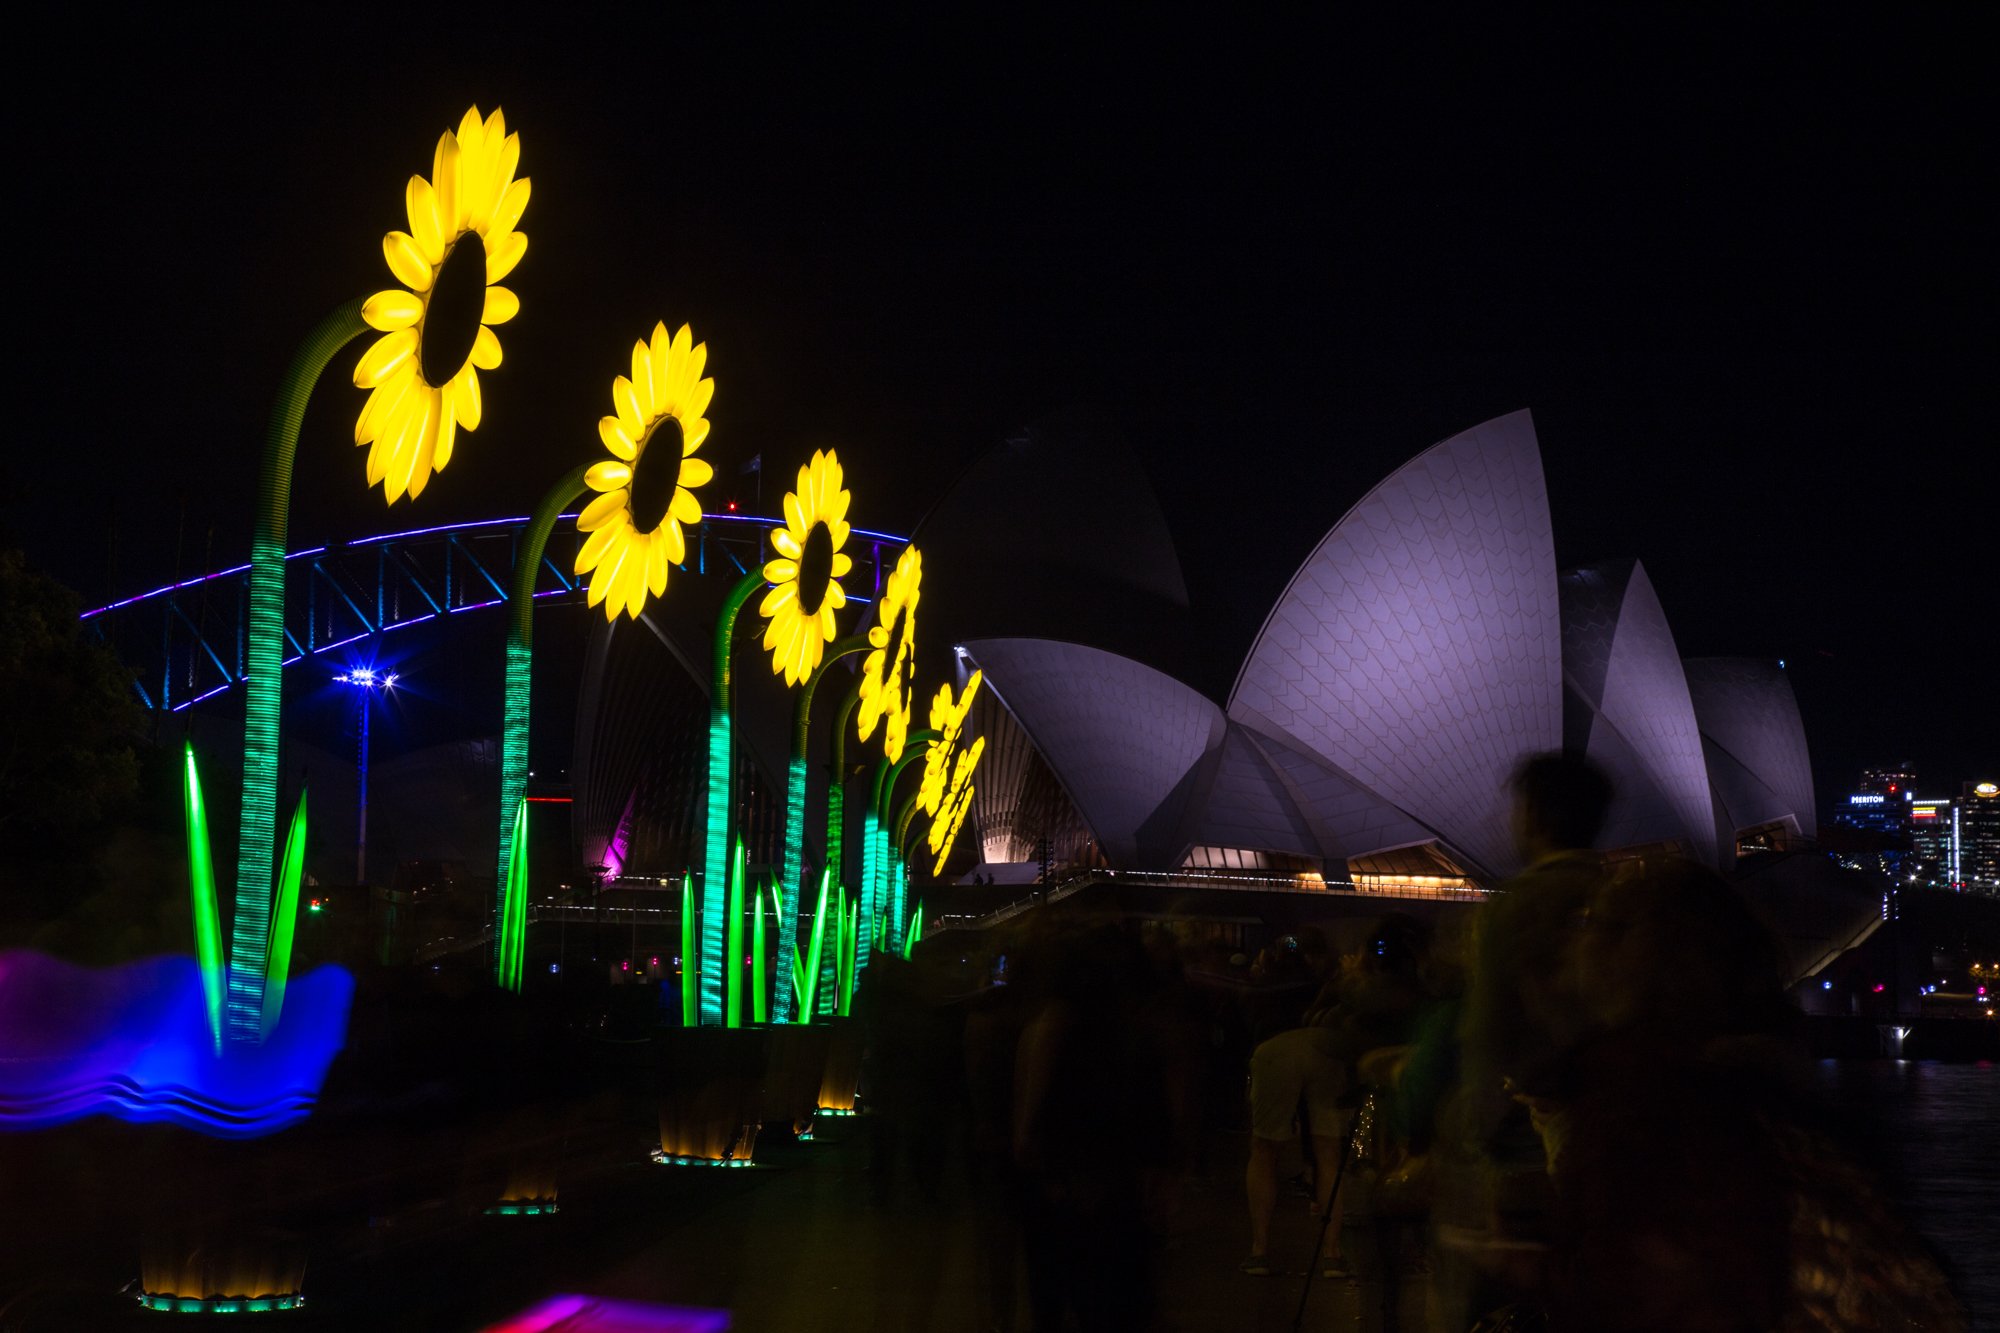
top-left (830, 553), bottom-right (853, 578)
top-left (490, 177), bottom-right (531, 238)
top-left (764, 558), bottom-right (799, 583)
top-left (432, 395), bottom-right (458, 472)
top-left (826, 582), bottom-right (848, 610)
top-left (365, 439), bottom-right (389, 486)
top-left (407, 176), bottom-right (445, 265)
top-left (452, 366), bottom-right (482, 432)
top-left (354, 329), bottom-right (417, 390)
top-left (363, 289), bottom-right (423, 332)
top-left (771, 528), bottom-right (802, 561)
top-left (617, 547), bottom-right (651, 619)
top-left (679, 456), bottom-right (714, 490)
top-left (493, 133), bottom-right (521, 202)
top-left (669, 487), bottom-right (702, 526)
top-left (356, 366), bottom-right (415, 444)
top-left (649, 324), bottom-right (673, 407)
top-left (470, 325), bottom-right (503, 370)
top-left (630, 340), bottom-right (657, 418)
top-left (661, 518), bottom-right (686, 564)
top-left (432, 132), bottom-right (462, 235)
top-left (761, 583), bottom-right (798, 616)
top-left (647, 533), bottom-right (672, 598)
top-left (585, 551), bottom-right (618, 610)
top-left (585, 461), bottom-right (631, 491)
top-left (680, 341), bottom-right (707, 402)
top-left (825, 486), bottom-right (851, 526)
top-left (577, 488), bottom-right (629, 533)
top-left (482, 286), bottom-right (519, 326)
top-left (682, 417), bottom-right (710, 452)
top-left (830, 520), bottom-right (852, 549)
top-left (611, 376), bottom-right (642, 435)
top-left (599, 416), bottom-right (637, 461)
top-left (685, 377), bottom-right (714, 422)
top-left (575, 519), bottom-right (620, 574)
top-left (820, 603), bottom-right (840, 638)
top-left (383, 232), bottom-right (433, 292)
top-left (485, 230), bottom-right (527, 284)
top-left (783, 491), bottom-right (807, 536)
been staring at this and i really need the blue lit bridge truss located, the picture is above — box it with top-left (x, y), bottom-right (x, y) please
top-left (83, 513), bottom-right (906, 714)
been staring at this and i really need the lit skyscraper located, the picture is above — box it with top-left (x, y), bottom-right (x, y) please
top-left (1962, 781), bottom-right (2000, 894)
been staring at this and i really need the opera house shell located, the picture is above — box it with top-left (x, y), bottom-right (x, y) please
top-left (950, 411), bottom-right (1816, 885)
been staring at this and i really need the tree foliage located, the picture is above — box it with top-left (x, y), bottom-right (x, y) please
top-left (0, 549), bottom-right (144, 850)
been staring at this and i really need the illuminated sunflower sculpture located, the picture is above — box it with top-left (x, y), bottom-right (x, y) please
top-left (355, 106), bottom-right (529, 503)
top-left (856, 545), bottom-right (922, 762)
top-left (917, 671), bottom-right (982, 816)
top-left (573, 323), bottom-right (716, 620)
top-left (760, 450), bottom-right (854, 685)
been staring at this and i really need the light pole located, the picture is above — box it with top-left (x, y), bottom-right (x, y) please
top-left (334, 667), bottom-right (398, 886)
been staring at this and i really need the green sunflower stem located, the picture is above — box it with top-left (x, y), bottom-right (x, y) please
top-left (229, 296), bottom-right (369, 1046)
top-left (774, 634), bottom-right (869, 1023)
top-left (866, 729), bottom-right (938, 972)
top-left (821, 678), bottom-right (864, 1011)
top-left (700, 570), bottom-right (766, 1026)
top-left (495, 463), bottom-right (591, 990)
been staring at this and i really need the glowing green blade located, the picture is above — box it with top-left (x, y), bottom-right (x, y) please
top-left (182, 743), bottom-right (225, 1054)
top-left (261, 789), bottom-right (309, 1039)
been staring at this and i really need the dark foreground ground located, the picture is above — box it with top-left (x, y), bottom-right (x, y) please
top-left (5, 1067), bottom-right (1995, 1332)
top-left (1, 1110), bottom-right (1406, 1332)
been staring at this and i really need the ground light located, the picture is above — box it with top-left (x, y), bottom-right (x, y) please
top-left (136, 1294), bottom-right (305, 1314)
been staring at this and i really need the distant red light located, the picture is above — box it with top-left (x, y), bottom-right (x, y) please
top-left (1872, 984), bottom-right (1886, 993)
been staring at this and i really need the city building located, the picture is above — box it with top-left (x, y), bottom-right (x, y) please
top-left (1963, 781), bottom-right (2000, 893)
top-left (1908, 797), bottom-right (1957, 886)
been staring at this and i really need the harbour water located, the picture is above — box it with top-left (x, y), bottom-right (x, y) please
top-left (1816, 1059), bottom-right (2000, 1329)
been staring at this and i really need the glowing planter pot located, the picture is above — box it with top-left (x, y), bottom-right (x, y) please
top-left (140, 1225), bottom-right (306, 1314)
top-left (815, 1018), bottom-right (863, 1117)
top-left (654, 1027), bottom-right (768, 1166)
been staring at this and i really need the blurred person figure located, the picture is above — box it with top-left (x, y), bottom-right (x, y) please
top-left (1013, 922), bottom-right (1191, 1331)
top-left (1539, 857), bottom-right (1965, 1331)
top-left (1242, 917), bottom-right (1428, 1279)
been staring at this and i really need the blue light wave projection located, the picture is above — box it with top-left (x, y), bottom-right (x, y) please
top-left (0, 950), bottom-right (352, 1138)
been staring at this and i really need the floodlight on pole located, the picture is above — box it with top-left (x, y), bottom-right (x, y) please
top-left (335, 667), bottom-right (399, 886)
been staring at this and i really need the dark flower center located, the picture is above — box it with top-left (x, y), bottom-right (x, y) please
top-left (798, 523), bottom-right (834, 614)
top-left (420, 233), bottom-right (488, 384)
top-left (630, 415), bottom-right (685, 532)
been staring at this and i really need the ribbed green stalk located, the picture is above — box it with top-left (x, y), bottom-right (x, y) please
top-left (701, 571), bottom-right (766, 1025)
top-left (867, 731), bottom-right (938, 970)
top-left (231, 297), bottom-right (368, 1044)
top-left (775, 635), bottom-right (869, 1023)
top-left (496, 464), bottom-right (591, 988)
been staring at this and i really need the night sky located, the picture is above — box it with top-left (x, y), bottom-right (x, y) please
top-left (5, 12), bottom-right (1992, 810)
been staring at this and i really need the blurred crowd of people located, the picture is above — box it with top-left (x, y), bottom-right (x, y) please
top-left (858, 751), bottom-right (1965, 1332)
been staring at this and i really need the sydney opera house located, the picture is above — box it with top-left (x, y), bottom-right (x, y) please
top-left (574, 410), bottom-right (1836, 923)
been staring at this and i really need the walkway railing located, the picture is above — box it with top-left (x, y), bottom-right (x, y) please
top-left (928, 866), bottom-right (1488, 935)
